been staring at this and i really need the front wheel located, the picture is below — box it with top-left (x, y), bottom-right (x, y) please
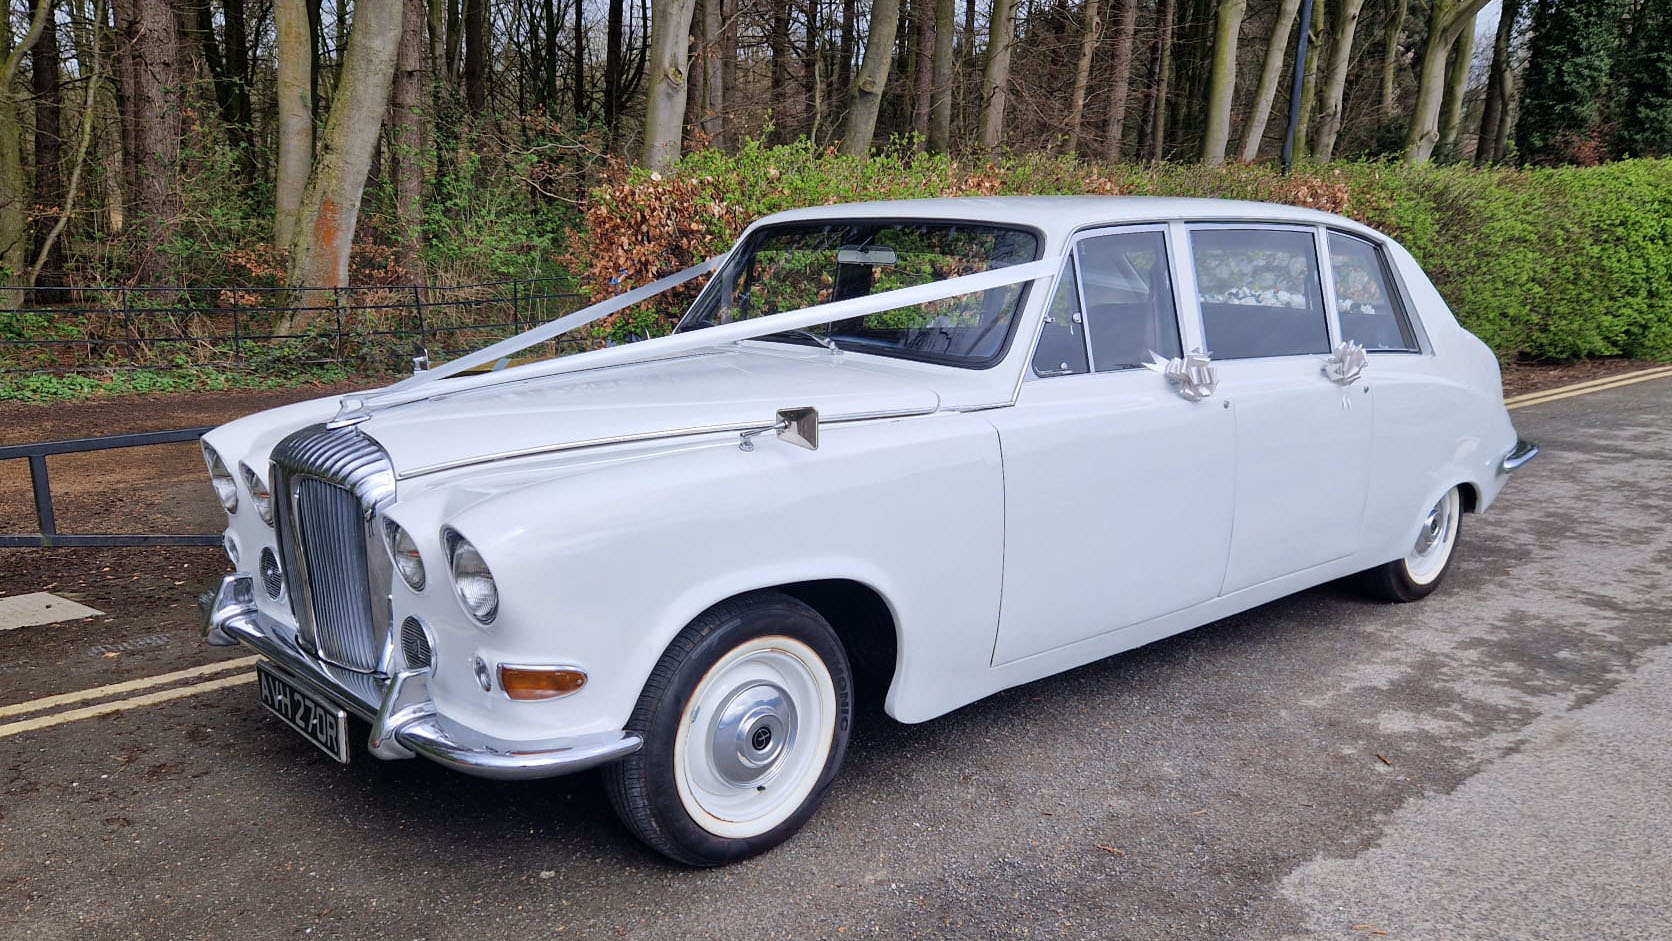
top-left (604, 591), bottom-right (852, 866)
top-left (1358, 486), bottom-right (1463, 602)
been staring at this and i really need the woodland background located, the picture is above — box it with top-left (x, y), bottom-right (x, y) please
top-left (0, 0), bottom-right (1668, 397)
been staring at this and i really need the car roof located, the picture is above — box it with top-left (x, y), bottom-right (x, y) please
top-left (750, 196), bottom-right (1380, 245)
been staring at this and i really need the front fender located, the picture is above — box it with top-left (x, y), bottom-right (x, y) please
top-left (419, 412), bottom-right (1007, 742)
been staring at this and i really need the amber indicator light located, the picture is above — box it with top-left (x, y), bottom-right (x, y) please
top-left (498, 666), bottom-right (587, 701)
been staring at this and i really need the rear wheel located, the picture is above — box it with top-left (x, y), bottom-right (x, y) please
top-left (1359, 486), bottom-right (1463, 602)
top-left (604, 591), bottom-right (852, 866)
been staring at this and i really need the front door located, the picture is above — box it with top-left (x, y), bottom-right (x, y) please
top-left (989, 226), bottom-right (1236, 666)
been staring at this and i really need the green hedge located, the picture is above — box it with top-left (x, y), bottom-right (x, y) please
top-left (581, 143), bottom-right (1672, 362)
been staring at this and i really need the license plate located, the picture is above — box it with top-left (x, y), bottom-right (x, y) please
top-left (257, 662), bottom-right (351, 763)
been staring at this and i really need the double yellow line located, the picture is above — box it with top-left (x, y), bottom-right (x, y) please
top-left (1505, 365), bottom-right (1672, 410)
top-left (0, 656), bottom-right (259, 739)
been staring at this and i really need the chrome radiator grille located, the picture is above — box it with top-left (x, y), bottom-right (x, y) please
top-left (270, 423), bottom-right (397, 674)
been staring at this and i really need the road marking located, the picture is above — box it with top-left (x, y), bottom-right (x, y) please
top-left (0, 672), bottom-right (256, 739)
top-left (1507, 365), bottom-right (1672, 410)
top-left (0, 655), bottom-right (260, 720)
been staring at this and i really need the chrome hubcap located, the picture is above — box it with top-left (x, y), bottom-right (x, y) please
top-left (710, 682), bottom-right (797, 788)
top-left (1404, 488), bottom-right (1460, 585)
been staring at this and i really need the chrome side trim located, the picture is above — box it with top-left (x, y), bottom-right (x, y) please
top-left (1500, 438), bottom-right (1540, 474)
top-left (397, 403), bottom-right (942, 479)
top-left (205, 574), bottom-right (642, 781)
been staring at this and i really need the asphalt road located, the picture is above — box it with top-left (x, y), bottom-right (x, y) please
top-left (3, 376), bottom-right (1669, 940)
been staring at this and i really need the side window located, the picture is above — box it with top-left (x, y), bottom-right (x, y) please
top-left (1032, 260), bottom-right (1090, 376)
top-left (1329, 232), bottom-right (1419, 352)
top-left (1076, 230), bottom-right (1182, 370)
top-left (1191, 228), bottom-right (1330, 359)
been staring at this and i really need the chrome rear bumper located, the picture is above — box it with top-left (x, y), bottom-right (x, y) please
top-left (1500, 438), bottom-right (1541, 474)
top-left (204, 574), bottom-right (641, 781)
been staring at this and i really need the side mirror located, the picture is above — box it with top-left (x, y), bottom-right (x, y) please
top-left (739, 406), bottom-right (820, 452)
top-left (775, 406), bottom-right (820, 451)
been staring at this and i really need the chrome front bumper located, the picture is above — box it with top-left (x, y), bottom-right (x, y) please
top-left (1500, 438), bottom-right (1541, 474)
top-left (205, 574), bottom-right (641, 781)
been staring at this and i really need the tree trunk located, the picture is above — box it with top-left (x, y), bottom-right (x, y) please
top-left (977, 0), bottom-right (1017, 150)
top-left (1200, 0), bottom-right (1245, 164)
top-left (276, 0), bottom-right (313, 247)
top-left (447, 0), bottom-right (462, 81)
top-left (1237, 0), bottom-right (1300, 162)
top-left (392, 0), bottom-right (425, 278)
top-left (429, 0), bottom-right (445, 83)
top-left (701, 0), bottom-right (724, 144)
top-left (284, 0), bottom-right (403, 313)
top-left (1380, 0), bottom-right (1408, 119)
top-left (603, 0), bottom-right (625, 144)
top-left (224, 0), bottom-right (254, 175)
top-left (1403, 0), bottom-right (1489, 162)
top-left (463, 0), bottom-right (486, 111)
top-left (837, 0), bottom-right (855, 114)
top-left (0, 0), bottom-right (53, 299)
top-left (640, 0), bottom-right (697, 171)
top-left (32, 1), bottom-right (65, 288)
top-left (840, 0), bottom-right (901, 154)
top-left (1140, 0), bottom-right (1175, 162)
top-left (1474, 0), bottom-right (1516, 163)
top-left (910, 0), bottom-right (933, 143)
top-left (571, 0), bottom-right (586, 118)
top-left (1101, 0), bottom-right (1137, 160)
top-left (1292, 0), bottom-right (1323, 158)
top-left (927, 0), bottom-right (954, 152)
top-left (1312, 0), bottom-right (1366, 161)
top-left (720, 0), bottom-right (737, 140)
top-left (114, 0), bottom-right (181, 284)
top-left (768, 0), bottom-right (793, 141)
top-left (1436, 13), bottom-right (1475, 160)
top-left (1064, 0), bottom-right (1101, 155)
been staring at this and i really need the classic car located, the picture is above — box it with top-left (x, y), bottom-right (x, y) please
top-left (201, 196), bottom-right (1537, 865)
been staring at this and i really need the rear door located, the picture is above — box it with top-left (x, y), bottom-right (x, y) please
top-left (988, 225), bottom-right (1236, 666)
top-left (1183, 224), bottom-right (1375, 594)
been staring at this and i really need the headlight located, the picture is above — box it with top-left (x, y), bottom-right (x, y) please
top-left (203, 443), bottom-right (237, 513)
top-left (383, 518), bottom-right (425, 591)
top-left (444, 529), bottom-right (497, 624)
top-left (240, 462), bottom-right (273, 525)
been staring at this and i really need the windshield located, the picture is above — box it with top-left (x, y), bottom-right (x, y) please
top-left (675, 220), bottom-right (1042, 368)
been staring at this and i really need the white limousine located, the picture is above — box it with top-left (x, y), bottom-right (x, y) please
top-left (202, 197), bottom-right (1536, 865)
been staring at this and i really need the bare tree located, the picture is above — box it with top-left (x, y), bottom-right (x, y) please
top-left (1380, 0), bottom-right (1408, 119)
top-left (700, 0), bottom-right (724, 144)
top-left (1435, 14), bottom-right (1476, 159)
top-left (1403, 0), bottom-right (1490, 162)
top-left (0, 0), bottom-right (52, 302)
top-left (463, 0), bottom-right (487, 112)
top-left (640, 0), bottom-right (697, 170)
top-left (1238, 0), bottom-right (1301, 162)
top-left (911, 0), bottom-right (933, 143)
top-left (276, 0), bottom-right (313, 246)
top-left (840, 0), bottom-right (901, 154)
top-left (1200, 0), bottom-right (1246, 164)
top-left (32, 0), bottom-right (65, 288)
top-left (1475, 0), bottom-right (1517, 164)
top-left (1139, 0), bottom-right (1176, 162)
top-left (927, 0), bottom-right (955, 152)
top-left (284, 0), bottom-right (404, 310)
top-left (1313, 0), bottom-right (1367, 160)
top-left (113, 0), bottom-right (181, 284)
top-left (392, 0), bottom-right (426, 277)
top-left (1101, 0), bottom-right (1138, 160)
top-left (1063, 0), bottom-right (1102, 155)
top-left (978, 0), bottom-right (1017, 150)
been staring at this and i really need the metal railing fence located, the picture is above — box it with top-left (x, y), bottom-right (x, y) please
top-left (0, 278), bottom-right (590, 377)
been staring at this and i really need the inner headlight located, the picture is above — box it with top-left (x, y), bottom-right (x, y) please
top-left (203, 443), bottom-right (237, 513)
top-left (445, 529), bottom-right (497, 624)
top-left (383, 518), bottom-right (425, 591)
top-left (240, 462), bottom-right (273, 525)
